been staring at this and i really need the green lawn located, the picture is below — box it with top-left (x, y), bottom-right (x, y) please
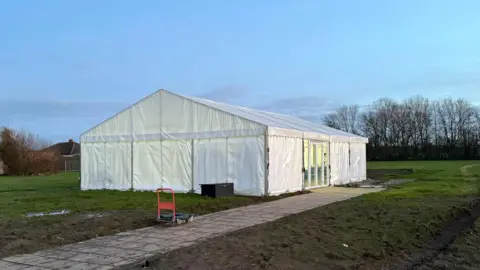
top-left (148, 160), bottom-right (480, 270)
top-left (367, 160), bottom-right (480, 197)
top-left (0, 173), bottom-right (303, 258)
top-left (2, 160), bottom-right (480, 268)
top-left (0, 173), bottom-right (302, 218)
top-left (0, 172), bottom-right (80, 192)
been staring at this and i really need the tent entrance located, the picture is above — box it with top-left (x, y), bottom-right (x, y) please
top-left (303, 140), bottom-right (330, 189)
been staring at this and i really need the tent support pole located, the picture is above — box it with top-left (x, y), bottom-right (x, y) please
top-left (321, 143), bottom-right (325, 186)
top-left (130, 108), bottom-right (134, 191)
top-left (190, 139), bottom-right (194, 193)
top-left (328, 140), bottom-right (331, 186)
top-left (189, 96), bottom-right (195, 193)
top-left (130, 140), bottom-right (134, 190)
top-left (307, 140), bottom-right (311, 188)
top-left (79, 139), bottom-right (82, 187)
top-left (225, 138), bottom-right (228, 183)
top-left (264, 129), bottom-right (269, 196)
top-left (302, 138), bottom-right (305, 190)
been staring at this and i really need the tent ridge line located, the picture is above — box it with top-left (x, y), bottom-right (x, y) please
top-left (164, 90), bottom-right (268, 130)
top-left (80, 89), bottom-right (164, 138)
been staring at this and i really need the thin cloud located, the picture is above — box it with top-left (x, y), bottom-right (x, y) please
top-left (0, 100), bottom-right (127, 119)
top-left (0, 100), bottom-right (127, 143)
top-left (199, 85), bottom-right (250, 103)
top-left (256, 96), bottom-right (341, 123)
top-left (394, 68), bottom-right (480, 91)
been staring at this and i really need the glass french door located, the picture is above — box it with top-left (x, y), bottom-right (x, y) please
top-left (303, 140), bottom-right (329, 189)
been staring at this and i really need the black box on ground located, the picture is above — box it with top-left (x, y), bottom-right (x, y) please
top-left (200, 183), bottom-right (234, 198)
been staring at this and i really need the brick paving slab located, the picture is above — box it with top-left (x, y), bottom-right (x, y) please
top-left (0, 187), bottom-right (382, 269)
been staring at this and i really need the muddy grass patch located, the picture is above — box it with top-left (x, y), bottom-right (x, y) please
top-left (367, 168), bottom-right (415, 180)
top-left (138, 195), bottom-right (478, 270)
top-left (385, 198), bottom-right (480, 270)
top-left (131, 162), bottom-right (480, 270)
top-left (341, 168), bottom-right (417, 188)
top-left (0, 190), bottom-right (310, 259)
top-left (417, 219), bottom-right (480, 270)
top-left (0, 209), bottom-right (156, 258)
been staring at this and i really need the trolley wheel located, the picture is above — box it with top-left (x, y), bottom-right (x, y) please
top-left (176, 219), bottom-right (186, 225)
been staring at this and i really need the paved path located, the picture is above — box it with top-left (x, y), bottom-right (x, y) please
top-left (0, 187), bottom-right (382, 270)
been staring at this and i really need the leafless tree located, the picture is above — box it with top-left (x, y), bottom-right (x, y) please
top-left (403, 96), bottom-right (432, 157)
top-left (327, 95), bottom-right (480, 161)
top-left (359, 110), bottom-right (381, 147)
top-left (323, 105), bottom-right (360, 134)
top-left (323, 113), bottom-right (341, 130)
top-left (435, 98), bottom-right (475, 150)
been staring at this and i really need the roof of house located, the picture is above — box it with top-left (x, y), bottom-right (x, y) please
top-left (43, 140), bottom-right (80, 156)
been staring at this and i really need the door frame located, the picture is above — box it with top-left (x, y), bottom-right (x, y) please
top-left (304, 140), bottom-right (330, 189)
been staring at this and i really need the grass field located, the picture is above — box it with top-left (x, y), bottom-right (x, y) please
top-left (0, 173), bottom-right (303, 258)
top-left (147, 160), bottom-right (480, 270)
top-left (2, 160), bottom-right (480, 269)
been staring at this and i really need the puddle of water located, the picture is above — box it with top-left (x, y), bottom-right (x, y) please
top-left (383, 179), bottom-right (416, 186)
top-left (84, 213), bottom-right (104, 218)
top-left (26, 210), bottom-right (70, 217)
top-left (344, 178), bottom-right (416, 189)
top-left (358, 184), bottom-right (384, 188)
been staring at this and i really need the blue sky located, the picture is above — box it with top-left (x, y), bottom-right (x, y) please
top-left (1, 0), bottom-right (480, 143)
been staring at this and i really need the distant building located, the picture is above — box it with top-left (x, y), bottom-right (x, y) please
top-left (43, 139), bottom-right (81, 172)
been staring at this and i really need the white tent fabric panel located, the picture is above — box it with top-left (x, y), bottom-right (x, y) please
top-left (267, 136), bottom-right (303, 195)
top-left (83, 109), bottom-right (132, 142)
top-left (160, 91), bottom-right (193, 136)
top-left (193, 138), bottom-right (228, 193)
top-left (132, 141), bottom-right (162, 190)
top-left (81, 90), bottom-right (266, 143)
top-left (189, 94), bottom-right (367, 143)
top-left (161, 140), bottom-right (192, 192)
top-left (268, 127), bottom-right (303, 138)
top-left (81, 89), bottom-right (367, 144)
top-left (330, 142), bottom-right (350, 185)
top-left (104, 142), bottom-right (131, 190)
top-left (227, 136), bottom-right (265, 196)
top-left (81, 143), bottom-right (105, 190)
top-left (358, 143), bottom-right (367, 180)
top-left (161, 91), bottom-right (265, 139)
top-left (132, 91), bottom-right (161, 140)
top-left (193, 137), bottom-right (265, 196)
top-left (349, 143), bottom-right (363, 181)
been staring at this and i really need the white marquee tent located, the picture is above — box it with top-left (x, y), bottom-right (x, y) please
top-left (80, 90), bottom-right (368, 196)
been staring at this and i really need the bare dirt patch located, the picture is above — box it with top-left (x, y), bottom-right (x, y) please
top-left (0, 191), bottom-right (310, 259)
top-left (133, 195), bottom-right (477, 270)
top-left (388, 199), bottom-right (480, 270)
top-left (367, 168), bottom-right (414, 181)
top-left (418, 219), bottom-right (480, 270)
top-left (0, 209), bottom-right (156, 258)
top-left (128, 162), bottom-right (480, 270)
top-left (341, 169), bottom-right (416, 188)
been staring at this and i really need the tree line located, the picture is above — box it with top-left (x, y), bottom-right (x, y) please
top-left (323, 96), bottom-right (480, 161)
